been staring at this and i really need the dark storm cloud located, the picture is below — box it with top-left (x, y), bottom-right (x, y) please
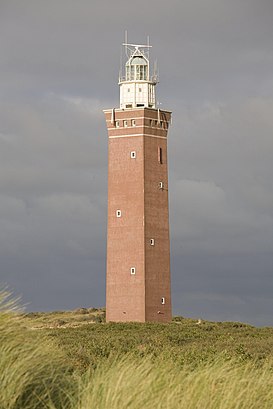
top-left (0, 0), bottom-right (272, 324)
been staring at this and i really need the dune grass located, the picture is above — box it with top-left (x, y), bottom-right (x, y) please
top-left (46, 319), bottom-right (273, 371)
top-left (0, 290), bottom-right (74, 409)
top-left (76, 357), bottom-right (273, 409)
top-left (1, 290), bottom-right (273, 408)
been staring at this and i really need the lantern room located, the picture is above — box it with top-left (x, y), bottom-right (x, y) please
top-left (119, 43), bottom-right (157, 109)
top-left (125, 53), bottom-right (148, 81)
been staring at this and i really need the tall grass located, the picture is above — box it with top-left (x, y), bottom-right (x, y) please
top-left (0, 290), bottom-right (74, 409)
top-left (1, 289), bottom-right (273, 408)
top-left (76, 357), bottom-right (273, 409)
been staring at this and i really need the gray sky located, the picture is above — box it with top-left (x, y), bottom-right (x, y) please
top-left (1, 0), bottom-right (273, 326)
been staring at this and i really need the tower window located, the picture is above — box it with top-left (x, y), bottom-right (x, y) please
top-left (161, 297), bottom-right (165, 305)
top-left (158, 147), bottom-right (163, 164)
top-left (130, 151), bottom-right (136, 159)
top-left (130, 267), bottom-right (136, 275)
top-left (132, 119), bottom-right (136, 127)
top-left (116, 121), bottom-right (120, 128)
top-left (150, 239), bottom-right (155, 246)
top-left (124, 120), bottom-right (128, 127)
top-left (116, 210), bottom-right (121, 218)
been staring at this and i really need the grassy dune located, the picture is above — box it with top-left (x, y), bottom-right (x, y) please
top-left (76, 358), bottom-right (273, 409)
top-left (1, 291), bottom-right (273, 408)
top-left (43, 315), bottom-right (273, 371)
top-left (0, 290), bottom-right (73, 409)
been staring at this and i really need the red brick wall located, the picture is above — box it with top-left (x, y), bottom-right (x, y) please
top-left (144, 135), bottom-right (172, 322)
top-left (104, 108), bottom-right (172, 322)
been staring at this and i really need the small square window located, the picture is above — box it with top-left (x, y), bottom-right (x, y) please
top-left (124, 120), bottom-right (128, 127)
top-left (150, 239), bottom-right (155, 246)
top-left (131, 267), bottom-right (136, 275)
top-left (132, 119), bottom-right (136, 126)
top-left (130, 151), bottom-right (136, 159)
top-left (116, 121), bottom-right (120, 128)
top-left (116, 210), bottom-right (121, 218)
top-left (161, 297), bottom-right (165, 305)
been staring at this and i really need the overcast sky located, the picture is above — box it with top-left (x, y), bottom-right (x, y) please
top-left (1, 0), bottom-right (273, 326)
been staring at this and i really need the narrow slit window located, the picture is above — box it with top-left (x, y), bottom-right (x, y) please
top-left (132, 119), bottom-right (136, 127)
top-left (150, 119), bottom-right (153, 127)
top-left (159, 181), bottom-right (164, 189)
top-left (130, 151), bottom-right (136, 159)
top-left (116, 210), bottom-right (121, 218)
top-left (161, 297), bottom-right (165, 305)
top-left (116, 121), bottom-right (120, 128)
top-left (124, 120), bottom-right (128, 127)
top-left (158, 147), bottom-right (163, 164)
top-left (150, 239), bottom-right (155, 246)
top-left (130, 267), bottom-right (136, 275)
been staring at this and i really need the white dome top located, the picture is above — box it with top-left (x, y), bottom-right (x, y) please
top-left (126, 56), bottom-right (148, 66)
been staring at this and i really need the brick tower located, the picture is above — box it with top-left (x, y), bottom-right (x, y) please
top-left (104, 42), bottom-right (172, 322)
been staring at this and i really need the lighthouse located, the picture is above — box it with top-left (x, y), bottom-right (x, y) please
top-left (104, 42), bottom-right (172, 322)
